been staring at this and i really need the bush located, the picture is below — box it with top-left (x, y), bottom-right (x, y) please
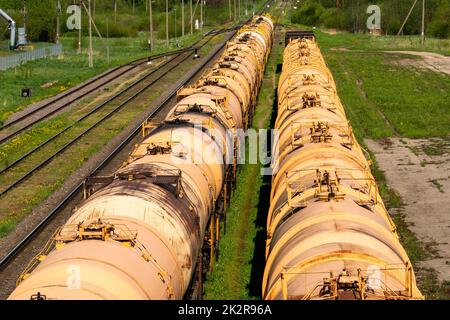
top-left (291, 0), bottom-right (325, 26)
top-left (291, 3), bottom-right (347, 31)
top-left (95, 20), bottom-right (138, 38)
top-left (384, 15), bottom-right (402, 35)
top-left (319, 8), bottom-right (348, 30)
top-left (427, 0), bottom-right (450, 38)
top-left (133, 16), bottom-right (152, 32)
top-left (428, 20), bottom-right (450, 39)
top-left (156, 17), bottom-right (183, 39)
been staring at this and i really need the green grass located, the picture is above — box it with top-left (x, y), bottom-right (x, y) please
top-left (421, 138), bottom-right (450, 156)
top-left (316, 47), bottom-right (450, 139)
top-left (0, 117), bottom-right (72, 169)
top-left (417, 269), bottom-right (450, 300)
top-left (311, 29), bottom-right (450, 56)
top-left (203, 163), bottom-right (265, 299)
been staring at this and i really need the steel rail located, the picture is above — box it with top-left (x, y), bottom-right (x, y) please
top-left (0, 34), bottom-right (217, 179)
top-left (0, 27), bottom-right (237, 272)
top-left (0, 35), bottom-right (217, 197)
top-left (0, 34), bottom-right (215, 145)
top-left (0, 0), bottom-right (274, 275)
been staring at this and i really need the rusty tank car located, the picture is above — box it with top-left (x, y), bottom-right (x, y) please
top-left (262, 32), bottom-right (423, 300)
top-left (9, 15), bottom-right (274, 300)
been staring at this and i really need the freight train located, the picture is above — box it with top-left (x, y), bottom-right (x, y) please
top-left (262, 32), bottom-right (423, 300)
top-left (8, 15), bottom-right (274, 300)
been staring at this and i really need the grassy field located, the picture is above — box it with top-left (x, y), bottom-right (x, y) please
top-left (316, 31), bottom-right (450, 56)
top-left (313, 32), bottom-right (450, 140)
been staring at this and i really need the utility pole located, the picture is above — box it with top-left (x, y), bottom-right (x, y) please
top-left (174, 8), bottom-right (177, 41)
top-left (356, 0), bottom-right (359, 32)
top-left (149, 0), bottom-right (154, 51)
top-left (190, 0), bottom-right (193, 34)
top-left (182, 0), bottom-right (185, 37)
top-left (88, 0), bottom-right (93, 67)
top-left (22, 0), bottom-right (27, 32)
top-left (397, 0), bottom-right (418, 36)
top-left (106, 17), bottom-right (109, 63)
top-left (200, 0), bottom-right (203, 31)
top-left (56, 0), bottom-right (61, 44)
top-left (81, 1), bottom-right (110, 65)
top-left (78, 0), bottom-right (82, 53)
top-left (421, 0), bottom-right (425, 44)
top-left (238, 0), bottom-right (240, 19)
top-left (229, 0), bottom-right (232, 20)
top-left (114, 0), bottom-right (117, 22)
top-left (166, 0), bottom-right (169, 46)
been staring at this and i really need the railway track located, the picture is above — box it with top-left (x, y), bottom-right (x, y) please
top-left (0, 1), bottom-right (274, 299)
top-left (0, 33), bottom-right (219, 199)
top-left (0, 23), bottom-right (237, 298)
top-left (0, 33), bottom-right (216, 146)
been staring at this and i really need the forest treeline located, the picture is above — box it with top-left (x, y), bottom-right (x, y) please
top-left (2, 1), bottom-right (448, 42)
top-left (291, 0), bottom-right (450, 38)
top-left (0, 0), bottom-right (245, 42)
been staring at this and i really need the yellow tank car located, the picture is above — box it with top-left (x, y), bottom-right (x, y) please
top-left (263, 34), bottom-right (423, 300)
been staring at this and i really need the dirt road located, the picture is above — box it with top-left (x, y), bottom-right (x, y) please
top-left (384, 51), bottom-right (450, 75)
top-left (366, 137), bottom-right (450, 282)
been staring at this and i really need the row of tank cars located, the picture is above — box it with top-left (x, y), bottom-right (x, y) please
top-left (8, 15), bottom-right (274, 300)
top-left (262, 32), bottom-right (422, 300)
top-left (8, 16), bottom-right (423, 300)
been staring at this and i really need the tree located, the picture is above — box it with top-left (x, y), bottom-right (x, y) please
top-left (427, 0), bottom-right (450, 38)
